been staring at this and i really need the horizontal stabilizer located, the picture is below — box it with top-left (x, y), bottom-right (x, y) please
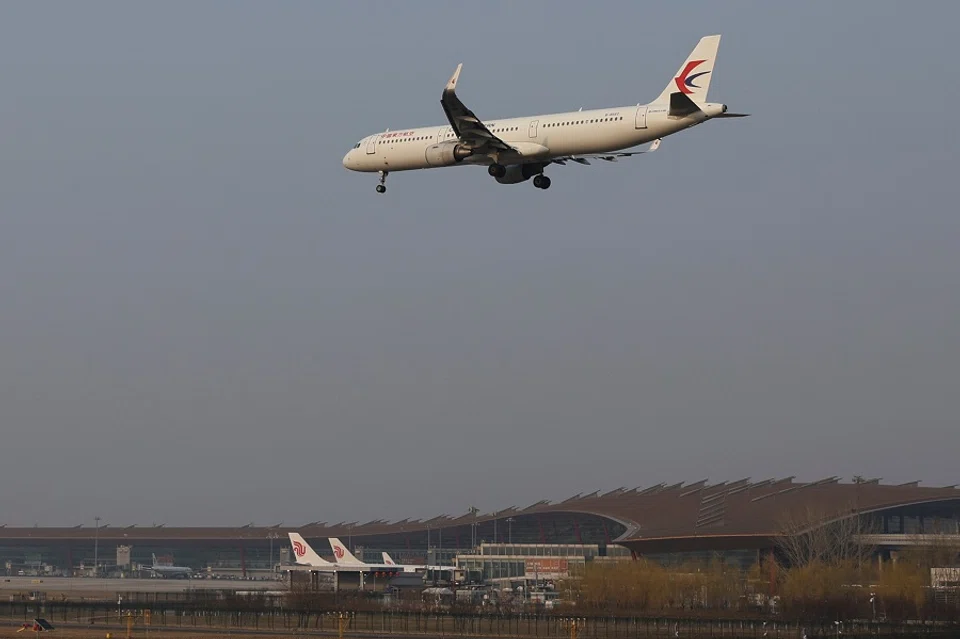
top-left (713, 112), bottom-right (750, 118)
top-left (669, 92), bottom-right (703, 117)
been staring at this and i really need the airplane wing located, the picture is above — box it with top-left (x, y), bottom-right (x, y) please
top-left (441, 64), bottom-right (513, 153)
top-left (551, 139), bottom-right (662, 166)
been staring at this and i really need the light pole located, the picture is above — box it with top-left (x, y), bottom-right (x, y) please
top-left (468, 506), bottom-right (479, 550)
top-left (507, 517), bottom-right (514, 544)
top-left (267, 533), bottom-right (279, 576)
top-left (94, 516), bottom-right (101, 577)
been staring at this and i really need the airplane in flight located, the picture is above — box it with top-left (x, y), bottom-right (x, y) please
top-left (145, 553), bottom-right (193, 578)
top-left (342, 35), bottom-right (747, 193)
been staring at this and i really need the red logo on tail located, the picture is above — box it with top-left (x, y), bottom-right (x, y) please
top-left (334, 545), bottom-right (345, 559)
top-left (293, 540), bottom-right (306, 557)
top-left (674, 60), bottom-right (710, 95)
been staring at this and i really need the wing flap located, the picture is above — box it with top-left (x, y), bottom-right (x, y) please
top-left (551, 139), bottom-right (661, 166)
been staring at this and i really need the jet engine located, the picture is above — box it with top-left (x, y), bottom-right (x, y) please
top-left (424, 142), bottom-right (474, 167)
top-left (495, 163), bottom-right (544, 185)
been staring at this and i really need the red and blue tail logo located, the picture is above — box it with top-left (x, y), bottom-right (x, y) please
top-left (674, 60), bottom-right (710, 95)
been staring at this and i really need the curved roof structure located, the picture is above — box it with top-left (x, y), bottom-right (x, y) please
top-left (1, 478), bottom-right (957, 555)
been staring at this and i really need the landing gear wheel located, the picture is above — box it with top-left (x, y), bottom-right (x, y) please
top-left (533, 175), bottom-right (551, 190)
top-left (376, 170), bottom-right (389, 194)
top-left (488, 163), bottom-right (507, 178)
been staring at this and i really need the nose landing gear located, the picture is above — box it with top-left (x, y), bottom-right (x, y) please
top-left (375, 171), bottom-right (389, 194)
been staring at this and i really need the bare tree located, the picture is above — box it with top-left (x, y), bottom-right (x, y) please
top-left (898, 529), bottom-right (960, 570)
top-left (776, 504), bottom-right (877, 568)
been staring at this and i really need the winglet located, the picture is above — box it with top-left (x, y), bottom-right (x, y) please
top-left (445, 63), bottom-right (463, 93)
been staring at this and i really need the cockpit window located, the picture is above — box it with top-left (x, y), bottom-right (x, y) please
top-left (354, 142), bottom-right (361, 149)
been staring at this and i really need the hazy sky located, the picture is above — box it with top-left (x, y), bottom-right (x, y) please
top-left (2, 2), bottom-right (959, 527)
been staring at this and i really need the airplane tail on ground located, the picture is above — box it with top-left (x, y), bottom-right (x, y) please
top-left (151, 553), bottom-right (157, 566)
top-left (288, 533), bottom-right (331, 566)
top-left (382, 552), bottom-right (396, 565)
top-left (328, 537), bottom-right (364, 566)
top-left (655, 35), bottom-right (721, 104)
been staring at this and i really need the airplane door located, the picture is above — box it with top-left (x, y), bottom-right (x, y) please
top-left (528, 120), bottom-right (539, 138)
top-left (366, 135), bottom-right (377, 154)
top-left (634, 106), bottom-right (648, 129)
top-left (438, 126), bottom-right (453, 143)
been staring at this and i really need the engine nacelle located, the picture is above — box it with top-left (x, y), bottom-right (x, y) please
top-left (424, 142), bottom-right (473, 167)
top-left (495, 163), bottom-right (543, 185)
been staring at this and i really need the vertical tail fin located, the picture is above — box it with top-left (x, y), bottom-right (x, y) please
top-left (382, 552), bottom-right (396, 565)
top-left (655, 35), bottom-right (721, 104)
top-left (328, 537), bottom-right (364, 566)
top-left (151, 553), bottom-right (157, 566)
top-left (288, 533), bottom-right (331, 566)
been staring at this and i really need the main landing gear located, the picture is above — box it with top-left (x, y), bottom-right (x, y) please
top-left (533, 174), bottom-right (551, 190)
top-left (375, 171), bottom-right (389, 194)
top-left (489, 163), bottom-right (552, 190)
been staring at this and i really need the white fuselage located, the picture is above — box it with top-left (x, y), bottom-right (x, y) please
top-left (148, 565), bottom-right (192, 577)
top-left (342, 101), bottom-right (726, 173)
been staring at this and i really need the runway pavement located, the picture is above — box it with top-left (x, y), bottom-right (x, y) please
top-left (0, 576), bottom-right (286, 594)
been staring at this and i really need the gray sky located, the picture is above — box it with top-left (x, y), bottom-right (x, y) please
top-left (2, 1), bottom-right (959, 527)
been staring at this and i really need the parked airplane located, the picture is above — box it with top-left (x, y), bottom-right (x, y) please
top-left (342, 35), bottom-right (747, 193)
top-left (145, 553), bottom-right (192, 578)
top-left (327, 537), bottom-right (426, 572)
top-left (382, 551), bottom-right (459, 580)
top-left (326, 537), bottom-right (393, 569)
top-left (288, 533), bottom-right (400, 574)
top-left (288, 533), bottom-right (336, 569)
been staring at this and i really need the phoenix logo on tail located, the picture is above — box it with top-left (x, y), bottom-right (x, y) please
top-left (674, 60), bottom-right (710, 94)
top-left (293, 540), bottom-right (306, 557)
top-left (333, 545), bottom-right (345, 559)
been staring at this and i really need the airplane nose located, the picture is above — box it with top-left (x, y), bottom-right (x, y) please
top-left (342, 151), bottom-right (352, 169)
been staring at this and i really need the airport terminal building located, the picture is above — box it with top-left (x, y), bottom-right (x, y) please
top-left (2, 478), bottom-right (958, 579)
